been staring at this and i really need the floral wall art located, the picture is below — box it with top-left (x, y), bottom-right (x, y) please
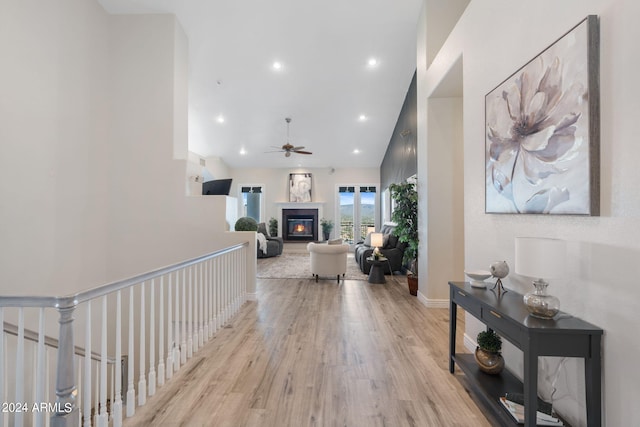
top-left (485, 16), bottom-right (599, 215)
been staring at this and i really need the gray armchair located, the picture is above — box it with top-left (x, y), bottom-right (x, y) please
top-left (257, 222), bottom-right (283, 258)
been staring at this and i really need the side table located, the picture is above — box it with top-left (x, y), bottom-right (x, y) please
top-left (366, 256), bottom-right (387, 283)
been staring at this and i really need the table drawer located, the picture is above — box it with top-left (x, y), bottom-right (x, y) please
top-left (452, 288), bottom-right (482, 319)
top-left (481, 308), bottom-right (522, 346)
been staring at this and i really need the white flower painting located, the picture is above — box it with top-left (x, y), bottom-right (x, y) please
top-left (485, 16), bottom-right (599, 215)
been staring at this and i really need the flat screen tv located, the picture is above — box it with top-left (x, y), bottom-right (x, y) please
top-left (202, 178), bottom-right (232, 196)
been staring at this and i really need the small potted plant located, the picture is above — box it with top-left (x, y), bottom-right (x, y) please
top-left (268, 217), bottom-right (278, 237)
top-left (320, 218), bottom-right (334, 240)
top-left (475, 329), bottom-right (504, 375)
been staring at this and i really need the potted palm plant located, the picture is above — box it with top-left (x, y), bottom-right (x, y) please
top-left (389, 180), bottom-right (418, 295)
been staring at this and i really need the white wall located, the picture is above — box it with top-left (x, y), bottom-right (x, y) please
top-left (422, 0), bottom-right (640, 424)
top-left (0, 2), bottom-right (254, 299)
top-left (0, 0), bottom-right (111, 296)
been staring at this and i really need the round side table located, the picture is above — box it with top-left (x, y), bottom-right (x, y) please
top-left (366, 256), bottom-right (388, 284)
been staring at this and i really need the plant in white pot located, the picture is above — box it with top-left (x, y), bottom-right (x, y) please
top-left (389, 180), bottom-right (418, 295)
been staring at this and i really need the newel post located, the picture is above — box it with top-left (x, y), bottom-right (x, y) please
top-left (50, 297), bottom-right (80, 427)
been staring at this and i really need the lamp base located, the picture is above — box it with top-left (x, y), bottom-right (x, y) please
top-left (523, 280), bottom-right (560, 319)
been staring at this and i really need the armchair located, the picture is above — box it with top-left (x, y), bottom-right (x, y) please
top-left (257, 222), bottom-right (283, 258)
top-left (354, 223), bottom-right (407, 274)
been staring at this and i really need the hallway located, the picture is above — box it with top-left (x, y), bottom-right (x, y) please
top-left (124, 277), bottom-right (490, 426)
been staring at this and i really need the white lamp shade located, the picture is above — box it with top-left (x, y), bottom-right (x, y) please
top-left (370, 232), bottom-right (384, 248)
top-left (515, 237), bottom-right (566, 279)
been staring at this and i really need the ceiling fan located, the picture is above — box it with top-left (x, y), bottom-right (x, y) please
top-left (267, 117), bottom-right (312, 157)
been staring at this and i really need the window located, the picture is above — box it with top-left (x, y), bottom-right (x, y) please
top-left (337, 185), bottom-right (378, 244)
top-left (240, 186), bottom-right (263, 222)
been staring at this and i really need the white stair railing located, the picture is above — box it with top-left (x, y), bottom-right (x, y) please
top-left (0, 242), bottom-right (249, 427)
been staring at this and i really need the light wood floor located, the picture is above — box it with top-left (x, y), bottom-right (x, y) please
top-left (124, 277), bottom-right (491, 427)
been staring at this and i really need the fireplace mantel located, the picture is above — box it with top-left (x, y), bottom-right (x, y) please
top-left (275, 202), bottom-right (325, 209)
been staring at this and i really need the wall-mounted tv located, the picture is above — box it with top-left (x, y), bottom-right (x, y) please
top-left (202, 178), bottom-right (232, 196)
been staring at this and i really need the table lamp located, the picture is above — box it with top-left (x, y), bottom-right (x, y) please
top-left (515, 237), bottom-right (566, 319)
top-left (371, 232), bottom-right (384, 259)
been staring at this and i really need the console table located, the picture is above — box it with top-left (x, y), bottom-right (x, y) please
top-left (448, 281), bottom-right (603, 426)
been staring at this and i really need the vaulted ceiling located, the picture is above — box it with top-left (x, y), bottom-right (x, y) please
top-left (98, 0), bottom-right (422, 169)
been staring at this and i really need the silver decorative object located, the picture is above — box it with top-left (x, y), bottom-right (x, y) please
top-left (490, 261), bottom-right (509, 294)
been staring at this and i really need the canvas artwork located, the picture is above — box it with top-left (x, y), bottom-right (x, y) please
top-left (485, 16), bottom-right (599, 215)
top-left (289, 173), bottom-right (312, 202)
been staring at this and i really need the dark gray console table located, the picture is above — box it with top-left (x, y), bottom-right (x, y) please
top-left (449, 281), bottom-right (603, 426)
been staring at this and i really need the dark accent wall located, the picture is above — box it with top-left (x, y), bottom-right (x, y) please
top-left (380, 71), bottom-right (417, 191)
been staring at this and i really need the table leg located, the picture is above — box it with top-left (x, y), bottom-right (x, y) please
top-left (585, 335), bottom-right (602, 427)
top-left (523, 344), bottom-right (538, 427)
top-left (449, 299), bottom-right (457, 373)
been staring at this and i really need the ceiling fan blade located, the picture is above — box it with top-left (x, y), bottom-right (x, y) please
top-left (269, 145), bottom-right (284, 150)
top-left (293, 150), bottom-right (313, 155)
top-left (291, 146), bottom-right (305, 151)
top-left (264, 150), bottom-right (284, 153)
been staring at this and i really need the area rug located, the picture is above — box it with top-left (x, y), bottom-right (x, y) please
top-left (256, 252), bottom-right (369, 281)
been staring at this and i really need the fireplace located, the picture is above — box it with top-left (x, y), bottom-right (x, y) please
top-left (282, 208), bottom-right (318, 242)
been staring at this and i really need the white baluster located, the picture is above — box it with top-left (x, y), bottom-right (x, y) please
top-left (94, 364), bottom-right (99, 427)
top-left (181, 269), bottom-right (187, 365)
top-left (207, 259), bottom-right (213, 339)
top-left (113, 290), bottom-right (123, 426)
top-left (158, 276), bottom-right (165, 386)
top-left (166, 273), bottom-right (174, 380)
top-left (76, 363), bottom-right (82, 423)
top-left (0, 308), bottom-right (4, 427)
top-left (83, 302), bottom-right (92, 427)
top-left (214, 257), bottom-right (220, 332)
top-left (198, 263), bottom-right (204, 348)
top-left (148, 279), bottom-right (156, 397)
top-left (98, 296), bottom-right (108, 427)
top-left (224, 255), bottom-right (229, 324)
top-left (204, 261), bottom-right (209, 341)
top-left (187, 267), bottom-right (193, 358)
top-left (193, 265), bottom-right (199, 353)
top-left (138, 282), bottom-right (147, 406)
top-left (175, 271), bottom-right (182, 371)
top-left (126, 287), bottom-right (135, 417)
top-left (33, 308), bottom-right (45, 427)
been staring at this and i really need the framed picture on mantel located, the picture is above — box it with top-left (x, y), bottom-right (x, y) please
top-left (485, 15), bottom-right (600, 215)
top-left (289, 173), bottom-right (312, 202)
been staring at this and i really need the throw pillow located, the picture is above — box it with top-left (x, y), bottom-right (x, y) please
top-left (257, 222), bottom-right (269, 237)
top-left (387, 233), bottom-right (399, 248)
top-left (382, 233), bottom-right (391, 248)
top-left (328, 238), bottom-right (343, 245)
top-left (363, 232), bottom-right (373, 247)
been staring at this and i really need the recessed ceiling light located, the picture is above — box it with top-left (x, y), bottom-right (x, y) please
top-left (239, 148), bottom-right (246, 155)
top-left (216, 115), bottom-right (225, 123)
top-left (353, 149), bottom-right (360, 154)
top-left (272, 61), bottom-right (283, 70)
top-left (367, 58), bottom-right (378, 67)
top-left (358, 114), bottom-right (368, 122)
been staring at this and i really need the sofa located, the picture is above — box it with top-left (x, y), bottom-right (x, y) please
top-left (307, 240), bottom-right (350, 282)
top-left (256, 222), bottom-right (283, 258)
top-left (354, 223), bottom-right (407, 274)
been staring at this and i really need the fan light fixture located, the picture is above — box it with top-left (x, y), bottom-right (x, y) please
top-left (265, 118), bottom-right (313, 157)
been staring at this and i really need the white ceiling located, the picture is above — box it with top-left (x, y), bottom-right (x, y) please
top-left (98, 0), bottom-right (422, 169)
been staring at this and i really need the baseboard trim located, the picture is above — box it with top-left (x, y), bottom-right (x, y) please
top-left (245, 292), bottom-right (257, 301)
top-left (463, 332), bottom-right (477, 353)
top-left (416, 291), bottom-right (449, 308)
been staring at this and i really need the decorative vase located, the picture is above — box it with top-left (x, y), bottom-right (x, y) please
top-left (474, 347), bottom-right (504, 375)
top-left (323, 231), bottom-right (330, 241)
top-left (523, 280), bottom-right (560, 319)
top-left (407, 274), bottom-right (418, 296)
